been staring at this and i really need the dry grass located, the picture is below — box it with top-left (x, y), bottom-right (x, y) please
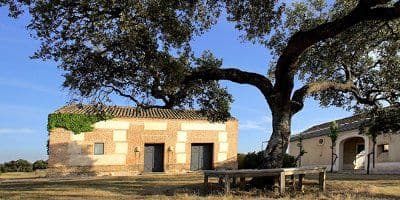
top-left (0, 172), bottom-right (399, 199)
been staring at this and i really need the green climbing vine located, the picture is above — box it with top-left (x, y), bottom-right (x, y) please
top-left (47, 113), bottom-right (112, 134)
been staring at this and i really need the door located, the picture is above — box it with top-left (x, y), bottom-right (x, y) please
top-left (144, 144), bottom-right (164, 172)
top-left (190, 143), bottom-right (213, 171)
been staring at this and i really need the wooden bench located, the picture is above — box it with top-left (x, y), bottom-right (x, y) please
top-left (203, 166), bottom-right (326, 195)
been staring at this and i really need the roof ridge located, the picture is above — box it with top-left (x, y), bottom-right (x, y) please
top-left (290, 113), bottom-right (366, 141)
top-left (52, 104), bottom-right (236, 121)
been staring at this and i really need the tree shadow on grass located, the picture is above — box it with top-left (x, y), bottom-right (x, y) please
top-left (1, 175), bottom-right (400, 199)
top-left (0, 175), bottom-right (205, 197)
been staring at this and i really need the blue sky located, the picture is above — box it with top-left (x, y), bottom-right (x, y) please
top-left (0, 9), bottom-right (353, 162)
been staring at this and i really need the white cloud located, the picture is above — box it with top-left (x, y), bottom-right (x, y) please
top-left (0, 128), bottom-right (36, 134)
top-left (239, 116), bottom-right (271, 131)
top-left (0, 77), bottom-right (57, 95)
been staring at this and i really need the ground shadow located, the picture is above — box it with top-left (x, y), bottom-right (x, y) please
top-left (1, 174), bottom-right (400, 199)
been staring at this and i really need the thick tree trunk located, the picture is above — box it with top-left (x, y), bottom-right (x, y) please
top-left (372, 141), bottom-right (376, 168)
top-left (331, 147), bottom-right (334, 173)
top-left (249, 107), bottom-right (292, 188)
top-left (262, 108), bottom-right (292, 169)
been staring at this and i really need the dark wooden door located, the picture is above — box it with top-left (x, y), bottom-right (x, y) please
top-left (144, 144), bottom-right (164, 172)
top-left (190, 144), bottom-right (213, 171)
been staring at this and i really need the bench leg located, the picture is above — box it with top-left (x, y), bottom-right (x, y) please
top-left (291, 175), bottom-right (296, 191)
top-left (224, 175), bottom-right (230, 194)
top-left (273, 175), bottom-right (279, 194)
top-left (218, 176), bottom-right (223, 185)
top-left (232, 176), bottom-right (237, 187)
top-left (279, 172), bottom-right (286, 195)
top-left (298, 174), bottom-right (304, 192)
top-left (204, 175), bottom-right (209, 193)
top-left (239, 177), bottom-right (246, 189)
top-left (319, 171), bottom-right (326, 192)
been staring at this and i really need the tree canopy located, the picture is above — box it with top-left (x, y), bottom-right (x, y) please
top-left (2, 0), bottom-right (400, 168)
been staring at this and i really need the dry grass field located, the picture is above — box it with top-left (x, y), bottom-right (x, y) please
top-left (0, 172), bottom-right (399, 199)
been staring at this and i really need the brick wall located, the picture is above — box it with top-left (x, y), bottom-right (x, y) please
top-left (48, 117), bottom-right (238, 176)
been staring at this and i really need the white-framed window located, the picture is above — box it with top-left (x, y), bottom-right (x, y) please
top-left (94, 143), bottom-right (104, 155)
top-left (379, 144), bottom-right (389, 153)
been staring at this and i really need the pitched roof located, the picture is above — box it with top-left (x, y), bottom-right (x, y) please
top-left (290, 114), bottom-right (366, 141)
top-left (54, 104), bottom-right (232, 120)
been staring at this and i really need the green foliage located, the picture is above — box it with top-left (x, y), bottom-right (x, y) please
top-left (282, 154), bottom-right (297, 168)
top-left (328, 121), bottom-right (339, 145)
top-left (359, 107), bottom-right (400, 141)
top-left (48, 113), bottom-right (111, 134)
top-left (0, 159), bottom-right (48, 172)
top-left (0, 164), bottom-right (5, 173)
top-left (1, 1), bottom-right (399, 119)
top-left (237, 151), bottom-right (264, 169)
top-left (238, 151), bottom-right (297, 169)
top-left (2, 0), bottom-right (400, 168)
top-left (33, 160), bottom-right (48, 171)
top-left (1, 159), bottom-right (33, 173)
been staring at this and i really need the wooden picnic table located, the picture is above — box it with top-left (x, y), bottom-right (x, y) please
top-left (203, 166), bottom-right (326, 195)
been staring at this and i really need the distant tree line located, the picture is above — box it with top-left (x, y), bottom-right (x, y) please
top-left (0, 159), bottom-right (47, 173)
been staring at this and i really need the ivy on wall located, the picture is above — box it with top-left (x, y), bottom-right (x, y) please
top-left (47, 113), bottom-right (112, 134)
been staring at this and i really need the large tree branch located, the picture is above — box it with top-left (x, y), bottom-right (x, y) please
top-left (274, 0), bottom-right (400, 97)
top-left (291, 81), bottom-right (352, 114)
top-left (104, 85), bottom-right (165, 109)
top-left (190, 68), bottom-right (273, 98)
top-left (291, 80), bottom-right (379, 114)
top-left (168, 68), bottom-right (274, 108)
top-left (189, 68), bottom-right (273, 92)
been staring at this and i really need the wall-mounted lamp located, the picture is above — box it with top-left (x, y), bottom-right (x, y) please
top-left (168, 146), bottom-right (174, 152)
top-left (134, 146), bottom-right (141, 152)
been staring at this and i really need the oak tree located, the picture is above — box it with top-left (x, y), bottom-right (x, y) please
top-left (2, 0), bottom-right (400, 168)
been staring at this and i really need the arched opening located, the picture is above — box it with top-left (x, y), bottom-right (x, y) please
top-left (339, 137), bottom-right (366, 172)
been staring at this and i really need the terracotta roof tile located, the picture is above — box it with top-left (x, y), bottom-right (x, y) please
top-left (53, 104), bottom-right (235, 120)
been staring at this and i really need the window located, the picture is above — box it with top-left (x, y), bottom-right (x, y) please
top-left (378, 144), bottom-right (389, 153)
top-left (381, 144), bottom-right (389, 153)
top-left (94, 143), bottom-right (104, 155)
top-left (318, 138), bottom-right (325, 145)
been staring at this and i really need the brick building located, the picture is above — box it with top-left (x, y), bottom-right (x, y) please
top-left (48, 104), bottom-right (238, 176)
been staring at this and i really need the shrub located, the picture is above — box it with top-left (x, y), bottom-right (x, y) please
top-left (0, 164), bottom-right (5, 173)
top-left (237, 151), bottom-right (264, 169)
top-left (282, 154), bottom-right (297, 168)
top-left (16, 159), bottom-right (33, 172)
top-left (238, 151), bottom-right (297, 169)
top-left (33, 160), bottom-right (48, 170)
top-left (2, 159), bottom-right (33, 172)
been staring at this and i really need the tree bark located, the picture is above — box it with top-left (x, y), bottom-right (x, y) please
top-left (262, 105), bottom-right (292, 169)
top-left (372, 140), bottom-right (376, 168)
top-left (331, 147), bottom-right (334, 173)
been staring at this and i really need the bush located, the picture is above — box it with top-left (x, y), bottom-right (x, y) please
top-left (238, 151), bottom-right (264, 169)
top-left (16, 159), bottom-right (33, 172)
top-left (0, 164), bottom-right (5, 173)
top-left (33, 160), bottom-right (48, 170)
top-left (238, 151), bottom-right (297, 169)
top-left (282, 154), bottom-right (297, 168)
top-left (1, 159), bottom-right (33, 172)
